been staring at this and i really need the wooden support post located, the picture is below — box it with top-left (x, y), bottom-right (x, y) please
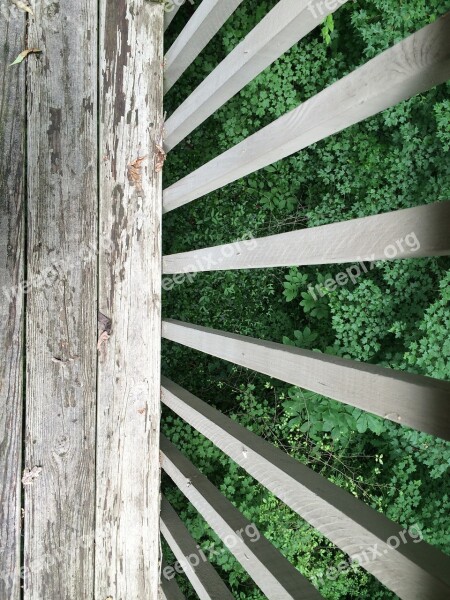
top-left (163, 14), bottom-right (450, 212)
top-left (161, 436), bottom-right (323, 600)
top-left (164, 0), bottom-right (244, 94)
top-left (163, 202), bottom-right (450, 273)
top-left (164, 0), bottom-right (349, 148)
top-left (162, 378), bottom-right (450, 600)
top-left (96, 1), bottom-right (163, 598)
top-left (0, 12), bottom-right (26, 600)
top-left (161, 496), bottom-right (234, 599)
top-left (162, 320), bottom-right (450, 440)
top-left (160, 557), bottom-right (186, 600)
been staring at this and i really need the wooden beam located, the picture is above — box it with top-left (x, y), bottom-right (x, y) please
top-left (161, 496), bottom-right (234, 600)
top-left (160, 557), bottom-right (186, 600)
top-left (163, 13), bottom-right (450, 212)
top-left (163, 201), bottom-right (450, 273)
top-left (165, 0), bottom-right (348, 148)
top-left (160, 559), bottom-right (186, 600)
top-left (24, 3), bottom-right (98, 599)
top-left (161, 436), bottom-right (323, 600)
top-left (162, 378), bottom-right (450, 600)
top-left (162, 320), bottom-right (450, 440)
top-left (96, 2), bottom-right (163, 598)
top-left (164, 0), bottom-right (244, 94)
top-left (0, 13), bottom-right (26, 600)
top-left (164, 0), bottom-right (182, 32)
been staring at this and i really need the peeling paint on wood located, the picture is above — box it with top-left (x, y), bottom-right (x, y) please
top-left (96, 1), bottom-right (163, 598)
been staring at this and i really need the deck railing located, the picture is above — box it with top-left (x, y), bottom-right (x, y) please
top-left (1, 1), bottom-right (450, 599)
top-left (161, 3), bottom-right (450, 599)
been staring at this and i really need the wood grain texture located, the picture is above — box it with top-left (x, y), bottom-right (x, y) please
top-left (161, 436), bottom-right (323, 600)
top-left (24, 2), bottom-right (98, 598)
top-left (160, 557), bottom-right (186, 600)
top-left (0, 12), bottom-right (26, 600)
top-left (162, 320), bottom-right (450, 440)
top-left (96, 1), bottom-right (163, 598)
top-left (162, 378), bottom-right (450, 600)
top-left (160, 496), bottom-right (234, 600)
top-left (164, 0), bottom-right (244, 94)
top-left (163, 201), bottom-right (450, 273)
top-left (164, 0), bottom-right (348, 148)
top-left (163, 13), bottom-right (450, 211)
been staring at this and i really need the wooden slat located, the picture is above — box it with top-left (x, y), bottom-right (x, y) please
top-left (162, 378), bottom-right (450, 600)
top-left (160, 557), bottom-right (186, 600)
top-left (0, 13), bottom-right (26, 600)
top-left (160, 496), bottom-right (234, 600)
top-left (162, 320), bottom-right (450, 440)
top-left (163, 13), bottom-right (450, 211)
top-left (164, 0), bottom-right (244, 94)
top-left (163, 201), bottom-right (450, 273)
top-left (165, 0), bottom-right (349, 149)
top-left (24, 3), bottom-right (98, 598)
top-left (161, 436), bottom-right (323, 600)
top-left (96, 2), bottom-right (163, 598)
top-left (164, 1), bottom-right (182, 32)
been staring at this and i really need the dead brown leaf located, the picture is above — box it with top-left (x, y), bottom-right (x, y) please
top-left (9, 48), bottom-right (41, 67)
top-left (127, 155), bottom-right (147, 197)
top-left (154, 144), bottom-right (166, 173)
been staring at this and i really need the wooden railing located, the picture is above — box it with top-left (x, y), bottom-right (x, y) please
top-left (162, 3), bottom-right (450, 599)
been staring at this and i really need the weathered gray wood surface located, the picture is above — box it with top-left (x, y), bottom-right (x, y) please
top-left (161, 496), bottom-right (234, 600)
top-left (162, 320), bottom-right (450, 439)
top-left (24, 2), bottom-right (98, 598)
top-left (161, 436), bottom-right (323, 600)
top-left (163, 201), bottom-right (450, 273)
top-left (0, 12), bottom-right (26, 600)
top-left (162, 378), bottom-right (450, 600)
top-left (164, 0), bottom-right (244, 94)
top-left (96, 2), bottom-right (163, 598)
top-left (165, 0), bottom-right (348, 149)
top-left (160, 557), bottom-right (186, 600)
top-left (164, 13), bottom-right (450, 211)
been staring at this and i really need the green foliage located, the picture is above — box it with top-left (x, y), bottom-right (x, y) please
top-left (162, 1), bottom-right (450, 597)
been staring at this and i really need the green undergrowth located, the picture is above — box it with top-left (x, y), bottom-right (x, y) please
top-left (161, 1), bottom-right (450, 598)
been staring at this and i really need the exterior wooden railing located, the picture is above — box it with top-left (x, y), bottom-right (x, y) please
top-left (162, 3), bottom-right (450, 599)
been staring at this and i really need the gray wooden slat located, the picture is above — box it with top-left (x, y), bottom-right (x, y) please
top-left (164, 0), bottom-right (244, 94)
top-left (160, 557), bottom-right (186, 600)
top-left (96, 2), bottom-right (164, 598)
top-left (160, 496), bottom-right (234, 600)
top-left (164, 1), bottom-right (182, 32)
top-left (162, 320), bottom-right (450, 440)
top-left (163, 13), bottom-right (450, 212)
top-left (164, 0), bottom-right (349, 149)
top-left (161, 436), bottom-right (323, 600)
top-left (0, 13), bottom-right (26, 600)
top-left (162, 378), bottom-right (450, 600)
top-left (24, 3), bottom-right (98, 598)
top-left (163, 201), bottom-right (450, 273)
